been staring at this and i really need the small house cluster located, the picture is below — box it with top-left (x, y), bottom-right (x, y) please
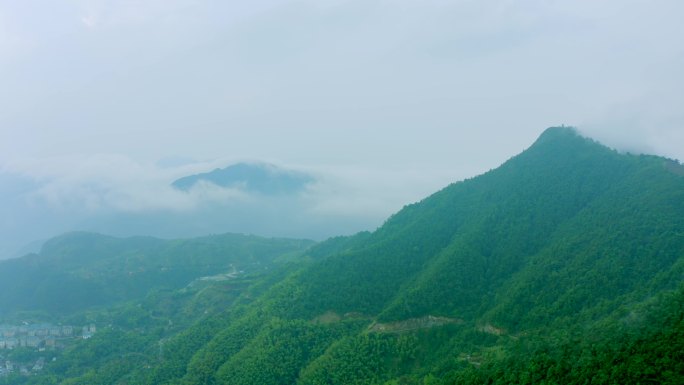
top-left (0, 357), bottom-right (45, 377)
top-left (0, 323), bottom-right (95, 350)
top-left (81, 324), bottom-right (97, 339)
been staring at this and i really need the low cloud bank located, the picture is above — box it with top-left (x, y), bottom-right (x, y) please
top-left (0, 154), bottom-right (460, 259)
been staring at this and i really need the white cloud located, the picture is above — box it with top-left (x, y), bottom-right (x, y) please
top-left (3, 0), bottom-right (682, 165)
top-left (80, 14), bottom-right (98, 28)
top-left (3, 154), bottom-right (247, 213)
top-left (0, 0), bottom-right (682, 254)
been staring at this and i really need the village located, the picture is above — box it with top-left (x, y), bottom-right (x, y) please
top-left (0, 323), bottom-right (97, 377)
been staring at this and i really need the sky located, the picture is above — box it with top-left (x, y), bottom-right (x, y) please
top-left (1, 0), bottom-right (683, 254)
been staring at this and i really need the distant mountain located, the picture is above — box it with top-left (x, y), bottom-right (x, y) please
top-left (14, 127), bottom-right (684, 385)
top-left (0, 162), bottom-right (359, 261)
top-left (0, 232), bottom-right (314, 317)
top-left (172, 162), bottom-right (314, 194)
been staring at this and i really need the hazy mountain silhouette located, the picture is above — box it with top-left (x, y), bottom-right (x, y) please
top-left (172, 162), bottom-right (314, 195)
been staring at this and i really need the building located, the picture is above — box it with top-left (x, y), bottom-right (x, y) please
top-left (0, 323), bottom-right (78, 351)
top-left (2, 330), bottom-right (15, 338)
top-left (82, 324), bottom-right (97, 339)
top-left (32, 358), bottom-right (45, 372)
top-left (26, 337), bottom-right (42, 348)
top-left (4, 339), bottom-right (17, 349)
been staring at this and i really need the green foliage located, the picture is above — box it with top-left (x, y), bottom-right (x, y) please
top-left (448, 288), bottom-right (684, 385)
top-left (181, 310), bottom-right (266, 385)
top-left (215, 319), bottom-right (363, 385)
top-left (298, 333), bottom-right (399, 385)
top-left (0, 232), bottom-right (313, 317)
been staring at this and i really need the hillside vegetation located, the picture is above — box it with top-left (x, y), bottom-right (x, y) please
top-left (0, 232), bottom-right (313, 318)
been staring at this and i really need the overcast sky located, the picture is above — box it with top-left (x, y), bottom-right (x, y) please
top-left (1, 0), bottom-right (683, 239)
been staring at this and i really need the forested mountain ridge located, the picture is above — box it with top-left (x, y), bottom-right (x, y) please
top-left (6, 127), bottom-right (684, 384)
top-left (0, 232), bottom-right (314, 318)
top-left (268, 127), bottom-right (684, 326)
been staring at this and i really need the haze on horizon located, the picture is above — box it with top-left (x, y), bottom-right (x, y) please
top-left (1, 0), bottom-right (683, 258)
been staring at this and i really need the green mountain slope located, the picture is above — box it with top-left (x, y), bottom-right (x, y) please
top-left (0, 232), bottom-right (314, 318)
top-left (269, 127), bottom-right (683, 328)
top-left (11, 127), bottom-right (684, 385)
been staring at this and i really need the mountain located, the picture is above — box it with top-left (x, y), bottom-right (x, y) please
top-left (0, 162), bottom-right (350, 261)
top-left (298, 127), bottom-right (684, 325)
top-left (172, 162), bottom-right (314, 194)
top-left (7, 127), bottom-right (684, 385)
top-left (0, 232), bottom-right (314, 318)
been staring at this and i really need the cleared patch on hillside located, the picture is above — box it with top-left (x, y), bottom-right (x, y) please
top-left (311, 311), bottom-right (368, 325)
top-left (368, 315), bottom-right (463, 333)
top-left (478, 323), bottom-right (506, 336)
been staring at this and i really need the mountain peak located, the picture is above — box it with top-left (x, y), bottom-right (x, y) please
top-left (522, 126), bottom-right (608, 159)
top-left (172, 162), bottom-right (314, 195)
top-left (533, 126), bottom-right (582, 145)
